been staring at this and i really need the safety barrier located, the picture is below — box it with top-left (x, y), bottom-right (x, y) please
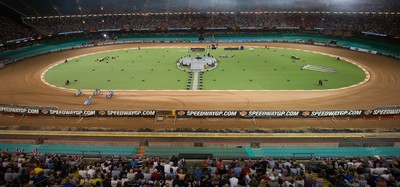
top-left (1, 104), bottom-right (399, 118)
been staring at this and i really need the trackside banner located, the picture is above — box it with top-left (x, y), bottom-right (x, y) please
top-left (0, 104), bottom-right (399, 118)
top-left (0, 104), bottom-right (59, 115)
top-left (40, 109), bottom-right (96, 117)
top-left (300, 110), bottom-right (364, 117)
top-left (175, 110), bottom-right (301, 118)
top-left (96, 110), bottom-right (156, 117)
top-left (0, 105), bottom-right (41, 115)
top-left (176, 110), bottom-right (239, 118)
top-left (371, 108), bottom-right (400, 116)
top-left (238, 111), bottom-right (300, 118)
top-left (40, 110), bottom-right (156, 117)
top-left (175, 110), bottom-right (369, 118)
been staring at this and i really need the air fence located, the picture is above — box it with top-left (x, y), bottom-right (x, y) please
top-left (0, 104), bottom-right (399, 119)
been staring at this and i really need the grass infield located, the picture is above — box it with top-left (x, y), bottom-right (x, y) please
top-left (44, 47), bottom-right (366, 90)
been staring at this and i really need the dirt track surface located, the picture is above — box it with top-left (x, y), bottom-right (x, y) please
top-left (0, 43), bottom-right (399, 130)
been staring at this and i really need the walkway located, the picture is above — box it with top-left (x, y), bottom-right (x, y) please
top-left (192, 71), bottom-right (199, 90)
top-left (1, 142), bottom-right (399, 158)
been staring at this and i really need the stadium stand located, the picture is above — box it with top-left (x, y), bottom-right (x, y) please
top-left (0, 0), bottom-right (400, 186)
top-left (1, 146), bottom-right (400, 187)
top-left (21, 13), bottom-right (399, 36)
top-left (2, 0), bottom-right (400, 15)
top-left (0, 0), bottom-right (398, 48)
top-left (0, 16), bottom-right (37, 42)
top-left (144, 147), bottom-right (249, 159)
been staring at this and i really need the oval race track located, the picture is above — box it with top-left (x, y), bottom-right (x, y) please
top-left (0, 42), bottom-right (399, 130)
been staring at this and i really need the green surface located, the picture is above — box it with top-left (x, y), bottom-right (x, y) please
top-left (44, 47), bottom-right (366, 90)
top-left (203, 48), bottom-right (365, 90)
top-left (45, 48), bottom-right (189, 90)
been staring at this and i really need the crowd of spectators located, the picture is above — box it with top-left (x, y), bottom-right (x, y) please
top-left (1, 149), bottom-right (400, 187)
top-left (0, 16), bottom-right (37, 42)
top-left (23, 13), bottom-right (400, 36)
top-left (0, 11), bottom-right (398, 51)
top-left (1, 0), bottom-right (400, 42)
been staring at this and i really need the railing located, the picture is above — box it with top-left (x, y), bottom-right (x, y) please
top-left (292, 152), bottom-right (314, 158)
top-left (81, 151), bottom-right (101, 157)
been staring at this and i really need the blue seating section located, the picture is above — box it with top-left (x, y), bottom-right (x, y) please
top-left (246, 147), bottom-right (400, 158)
top-left (0, 143), bottom-right (138, 156)
top-left (144, 147), bottom-right (249, 158)
top-left (1, 143), bottom-right (399, 158)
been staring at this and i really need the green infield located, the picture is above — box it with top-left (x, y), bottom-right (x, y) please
top-left (44, 47), bottom-right (366, 90)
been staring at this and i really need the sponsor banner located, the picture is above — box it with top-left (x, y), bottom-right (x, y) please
top-left (300, 110), bottom-right (363, 117)
top-left (168, 28), bottom-right (191, 31)
top-left (122, 41), bottom-right (143, 44)
top-left (239, 111), bottom-right (301, 118)
top-left (97, 110), bottom-right (156, 117)
top-left (205, 27), bottom-right (227, 30)
top-left (275, 26), bottom-right (300, 30)
top-left (1, 104), bottom-right (399, 118)
top-left (176, 110), bottom-right (366, 118)
top-left (0, 105), bottom-right (41, 115)
top-left (97, 29), bottom-right (121, 32)
top-left (350, 47), bottom-right (378, 55)
top-left (58, 31), bottom-right (84, 35)
top-left (6, 37), bottom-right (33, 44)
top-left (40, 109), bottom-right (96, 116)
top-left (176, 110), bottom-right (238, 118)
top-left (371, 109), bottom-right (400, 116)
top-left (240, 27), bottom-right (263, 30)
top-left (176, 110), bottom-right (301, 118)
top-left (313, 42), bottom-right (326, 46)
top-left (132, 28), bottom-right (156, 31)
top-left (361, 31), bottom-right (387, 37)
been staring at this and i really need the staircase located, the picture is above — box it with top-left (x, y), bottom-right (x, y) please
top-left (135, 146), bottom-right (147, 157)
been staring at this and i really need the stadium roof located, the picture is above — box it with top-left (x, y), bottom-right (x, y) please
top-left (0, 0), bottom-right (399, 17)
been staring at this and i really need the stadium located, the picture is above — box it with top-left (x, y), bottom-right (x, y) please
top-left (0, 0), bottom-right (400, 186)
